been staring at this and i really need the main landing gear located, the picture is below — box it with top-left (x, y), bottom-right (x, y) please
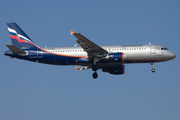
top-left (151, 62), bottom-right (155, 73)
top-left (92, 65), bottom-right (98, 79)
top-left (93, 72), bottom-right (98, 79)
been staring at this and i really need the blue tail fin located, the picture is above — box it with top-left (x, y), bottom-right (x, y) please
top-left (7, 22), bottom-right (38, 49)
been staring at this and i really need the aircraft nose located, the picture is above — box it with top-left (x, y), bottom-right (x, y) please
top-left (169, 51), bottom-right (176, 60)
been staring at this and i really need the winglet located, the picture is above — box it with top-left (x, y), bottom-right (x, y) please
top-left (75, 66), bottom-right (79, 71)
top-left (70, 30), bottom-right (75, 35)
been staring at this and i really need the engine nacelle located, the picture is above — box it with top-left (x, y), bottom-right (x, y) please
top-left (76, 53), bottom-right (126, 64)
top-left (76, 58), bottom-right (89, 63)
top-left (102, 53), bottom-right (126, 62)
top-left (102, 65), bottom-right (125, 75)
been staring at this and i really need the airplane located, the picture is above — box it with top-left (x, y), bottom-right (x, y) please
top-left (4, 22), bottom-right (176, 79)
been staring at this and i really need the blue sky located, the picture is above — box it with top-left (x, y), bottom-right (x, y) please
top-left (0, 0), bottom-right (180, 120)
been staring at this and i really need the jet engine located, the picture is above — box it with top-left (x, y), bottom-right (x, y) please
top-left (102, 53), bottom-right (126, 62)
top-left (102, 65), bottom-right (125, 75)
top-left (76, 58), bottom-right (89, 63)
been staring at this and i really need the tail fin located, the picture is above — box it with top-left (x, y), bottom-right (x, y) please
top-left (7, 22), bottom-right (38, 49)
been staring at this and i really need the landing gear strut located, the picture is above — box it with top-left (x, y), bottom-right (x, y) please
top-left (92, 65), bottom-right (97, 71)
top-left (92, 65), bottom-right (98, 79)
top-left (92, 57), bottom-right (99, 79)
top-left (151, 62), bottom-right (155, 73)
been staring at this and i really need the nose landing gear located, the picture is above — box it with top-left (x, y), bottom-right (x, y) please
top-left (151, 63), bottom-right (155, 73)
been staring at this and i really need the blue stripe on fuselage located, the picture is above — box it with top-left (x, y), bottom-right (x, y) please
top-left (17, 50), bottom-right (84, 65)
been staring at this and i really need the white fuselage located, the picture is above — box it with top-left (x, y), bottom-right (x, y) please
top-left (43, 44), bottom-right (175, 64)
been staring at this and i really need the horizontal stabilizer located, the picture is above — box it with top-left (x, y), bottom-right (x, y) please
top-left (6, 45), bottom-right (26, 54)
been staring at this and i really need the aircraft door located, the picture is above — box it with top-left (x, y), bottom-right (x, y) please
top-left (37, 49), bottom-right (43, 58)
top-left (150, 45), bottom-right (156, 54)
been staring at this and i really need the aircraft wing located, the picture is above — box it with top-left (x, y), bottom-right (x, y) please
top-left (70, 30), bottom-right (108, 59)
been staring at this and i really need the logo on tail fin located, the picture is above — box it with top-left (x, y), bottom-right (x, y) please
top-left (7, 22), bottom-right (38, 49)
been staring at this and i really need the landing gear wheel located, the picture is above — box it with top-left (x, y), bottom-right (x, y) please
top-left (151, 68), bottom-right (155, 73)
top-left (92, 72), bottom-right (98, 79)
top-left (151, 63), bottom-right (155, 73)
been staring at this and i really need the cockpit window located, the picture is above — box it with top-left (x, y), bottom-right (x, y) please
top-left (161, 47), bottom-right (168, 50)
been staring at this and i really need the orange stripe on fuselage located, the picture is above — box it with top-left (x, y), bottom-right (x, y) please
top-left (44, 50), bottom-right (86, 58)
top-left (122, 53), bottom-right (124, 62)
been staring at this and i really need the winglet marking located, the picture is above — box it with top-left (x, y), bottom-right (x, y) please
top-left (75, 66), bottom-right (79, 71)
top-left (70, 30), bottom-right (75, 35)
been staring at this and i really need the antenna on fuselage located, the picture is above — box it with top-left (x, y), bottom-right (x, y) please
top-left (74, 44), bottom-right (79, 47)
